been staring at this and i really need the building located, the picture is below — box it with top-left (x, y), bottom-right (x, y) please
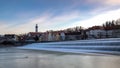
top-left (112, 29), bottom-right (120, 38)
top-left (28, 32), bottom-right (41, 37)
top-left (65, 32), bottom-right (82, 40)
top-left (4, 34), bottom-right (18, 41)
top-left (60, 31), bottom-right (65, 41)
top-left (35, 24), bottom-right (38, 32)
top-left (86, 26), bottom-right (106, 39)
top-left (26, 24), bottom-right (41, 41)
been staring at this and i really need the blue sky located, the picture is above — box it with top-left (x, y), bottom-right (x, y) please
top-left (0, 0), bottom-right (120, 34)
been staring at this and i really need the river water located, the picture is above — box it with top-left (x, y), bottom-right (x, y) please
top-left (0, 48), bottom-right (120, 68)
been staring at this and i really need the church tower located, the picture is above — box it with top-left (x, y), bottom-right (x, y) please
top-left (35, 24), bottom-right (38, 32)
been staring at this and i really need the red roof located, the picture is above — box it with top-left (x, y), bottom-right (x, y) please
top-left (88, 26), bottom-right (103, 30)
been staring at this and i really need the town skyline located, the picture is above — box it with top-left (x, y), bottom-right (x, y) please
top-left (0, 0), bottom-right (120, 34)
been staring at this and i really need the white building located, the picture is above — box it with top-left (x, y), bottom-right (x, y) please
top-left (112, 29), bottom-right (120, 38)
top-left (48, 32), bottom-right (53, 41)
top-left (60, 32), bottom-right (65, 41)
top-left (87, 29), bottom-right (106, 39)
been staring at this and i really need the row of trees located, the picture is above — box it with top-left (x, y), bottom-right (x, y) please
top-left (64, 26), bottom-right (84, 33)
top-left (64, 18), bottom-right (120, 32)
top-left (103, 19), bottom-right (120, 30)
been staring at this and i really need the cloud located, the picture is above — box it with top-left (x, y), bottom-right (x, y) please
top-left (0, 22), bottom-right (7, 29)
top-left (0, 21), bottom-right (14, 34)
top-left (7, 11), bottom-right (81, 34)
top-left (1, 8), bottom-right (120, 34)
top-left (87, 0), bottom-right (120, 6)
top-left (85, 0), bottom-right (120, 16)
top-left (69, 0), bottom-right (120, 15)
top-left (71, 9), bottom-right (120, 28)
top-left (0, 0), bottom-right (120, 34)
top-left (104, 0), bottom-right (120, 5)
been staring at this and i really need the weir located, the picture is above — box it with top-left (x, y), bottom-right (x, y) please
top-left (17, 38), bottom-right (120, 55)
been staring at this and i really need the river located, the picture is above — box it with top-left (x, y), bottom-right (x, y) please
top-left (0, 48), bottom-right (120, 68)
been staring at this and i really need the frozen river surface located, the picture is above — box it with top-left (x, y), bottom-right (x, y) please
top-left (0, 48), bottom-right (120, 68)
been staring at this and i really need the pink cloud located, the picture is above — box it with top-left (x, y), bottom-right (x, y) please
top-left (87, 0), bottom-right (120, 6)
top-left (104, 0), bottom-right (120, 5)
top-left (0, 21), bottom-right (13, 34)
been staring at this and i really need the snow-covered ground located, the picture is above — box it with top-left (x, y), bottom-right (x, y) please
top-left (17, 38), bottom-right (120, 54)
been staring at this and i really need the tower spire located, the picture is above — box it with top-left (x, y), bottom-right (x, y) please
top-left (35, 24), bottom-right (38, 32)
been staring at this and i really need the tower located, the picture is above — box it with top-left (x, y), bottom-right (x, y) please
top-left (35, 24), bottom-right (38, 32)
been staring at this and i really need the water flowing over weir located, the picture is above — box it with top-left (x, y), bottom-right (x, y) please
top-left (17, 38), bottom-right (120, 55)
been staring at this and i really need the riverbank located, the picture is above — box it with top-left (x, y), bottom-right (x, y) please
top-left (0, 43), bottom-right (27, 47)
top-left (0, 41), bottom-right (31, 47)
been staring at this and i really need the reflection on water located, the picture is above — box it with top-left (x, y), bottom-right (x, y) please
top-left (0, 48), bottom-right (120, 68)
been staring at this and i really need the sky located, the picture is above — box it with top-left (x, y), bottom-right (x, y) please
top-left (0, 0), bottom-right (120, 34)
